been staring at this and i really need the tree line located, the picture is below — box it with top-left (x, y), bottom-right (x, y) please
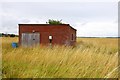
top-left (0, 33), bottom-right (18, 37)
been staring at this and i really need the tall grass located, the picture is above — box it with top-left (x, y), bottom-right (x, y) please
top-left (2, 37), bottom-right (118, 78)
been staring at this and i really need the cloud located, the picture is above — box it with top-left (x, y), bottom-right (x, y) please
top-left (1, 2), bottom-right (117, 19)
top-left (0, 2), bottom-right (118, 37)
top-left (75, 22), bottom-right (118, 37)
top-left (1, 0), bottom-right (118, 2)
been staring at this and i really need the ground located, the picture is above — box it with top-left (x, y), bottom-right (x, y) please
top-left (1, 37), bottom-right (118, 78)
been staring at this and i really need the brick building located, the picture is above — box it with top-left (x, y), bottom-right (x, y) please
top-left (19, 24), bottom-right (76, 47)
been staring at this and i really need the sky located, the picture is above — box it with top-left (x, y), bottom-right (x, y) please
top-left (0, 0), bottom-right (118, 37)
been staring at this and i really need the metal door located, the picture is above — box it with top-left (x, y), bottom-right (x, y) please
top-left (21, 33), bottom-right (40, 47)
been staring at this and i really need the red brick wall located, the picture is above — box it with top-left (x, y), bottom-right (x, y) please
top-left (19, 24), bottom-right (76, 46)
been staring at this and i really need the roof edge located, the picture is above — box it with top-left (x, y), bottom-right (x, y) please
top-left (69, 26), bottom-right (77, 31)
top-left (18, 24), bottom-right (77, 31)
top-left (18, 24), bottom-right (70, 26)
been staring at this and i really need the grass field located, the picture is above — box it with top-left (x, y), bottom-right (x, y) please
top-left (1, 37), bottom-right (119, 78)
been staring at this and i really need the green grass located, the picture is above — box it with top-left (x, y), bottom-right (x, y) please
top-left (1, 37), bottom-right (119, 78)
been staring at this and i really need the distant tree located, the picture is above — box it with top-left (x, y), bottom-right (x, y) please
top-left (1, 33), bottom-right (4, 37)
top-left (0, 33), bottom-right (2, 37)
top-left (2, 33), bottom-right (4, 35)
top-left (46, 19), bottom-right (63, 24)
top-left (15, 35), bottom-right (19, 37)
top-left (5, 34), bottom-right (8, 37)
top-left (10, 34), bottom-right (15, 37)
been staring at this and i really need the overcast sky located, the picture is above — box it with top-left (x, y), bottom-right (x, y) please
top-left (0, 0), bottom-right (118, 37)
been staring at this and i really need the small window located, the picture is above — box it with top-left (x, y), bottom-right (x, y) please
top-left (49, 35), bottom-right (52, 40)
top-left (72, 34), bottom-right (74, 40)
top-left (49, 35), bottom-right (52, 43)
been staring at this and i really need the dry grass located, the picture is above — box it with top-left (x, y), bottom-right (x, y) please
top-left (1, 37), bottom-right (118, 78)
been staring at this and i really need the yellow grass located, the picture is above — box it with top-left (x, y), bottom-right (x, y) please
top-left (1, 37), bottom-right (118, 78)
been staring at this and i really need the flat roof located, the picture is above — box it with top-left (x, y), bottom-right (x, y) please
top-left (19, 24), bottom-right (69, 25)
top-left (19, 24), bottom-right (77, 31)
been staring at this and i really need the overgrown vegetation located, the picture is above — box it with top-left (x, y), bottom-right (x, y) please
top-left (46, 19), bottom-right (63, 24)
top-left (2, 37), bottom-right (118, 78)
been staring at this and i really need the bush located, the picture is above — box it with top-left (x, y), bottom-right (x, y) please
top-left (46, 19), bottom-right (63, 24)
